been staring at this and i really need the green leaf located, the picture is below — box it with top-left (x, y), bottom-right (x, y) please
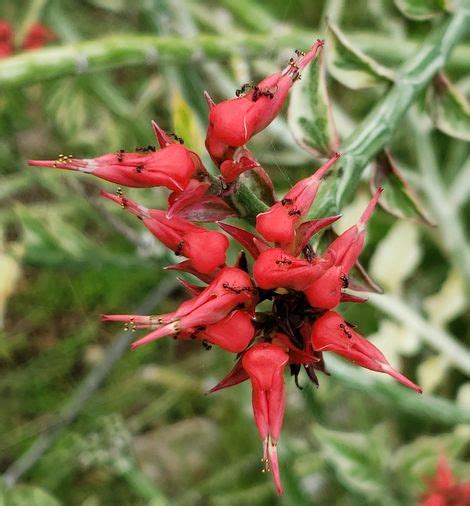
top-left (326, 22), bottom-right (395, 89)
top-left (394, 0), bottom-right (448, 20)
top-left (314, 424), bottom-right (391, 499)
top-left (8, 485), bottom-right (60, 506)
top-left (171, 90), bottom-right (205, 153)
top-left (371, 151), bottom-right (434, 225)
top-left (288, 52), bottom-right (339, 158)
top-left (427, 73), bottom-right (470, 141)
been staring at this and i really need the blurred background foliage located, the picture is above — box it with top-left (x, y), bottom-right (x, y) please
top-left (0, 0), bottom-right (469, 504)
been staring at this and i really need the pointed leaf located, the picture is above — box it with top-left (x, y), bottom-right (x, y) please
top-left (394, 0), bottom-right (448, 20)
top-left (288, 52), bottom-right (340, 157)
top-left (371, 151), bottom-right (434, 225)
top-left (326, 22), bottom-right (395, 90)
top-left (427, 73), bottom-right (470, 141)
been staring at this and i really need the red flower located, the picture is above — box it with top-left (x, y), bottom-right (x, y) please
top-left (304, 188), bottom-right (383, 309)
top-left (29, 138), bottom-right (201, 192)
top-left (0, 20), bottom-right (13, 58)
top-left (242, 342), bottom-right (289, 495)
top-left (22, 23), bottom-right (55, 50)
top-left (103, 266), bottom-right (254, 349)
top-left (311, 311), bottom-right (422, 392)
top-left (205, 40), bottom-right (324, 164)
top-left (253, 247), bottom-right (332, 291)
top-left (256, 152), bottom-right (340, 244)
top-left (101, 191), bottom-right (229, 274)
top-left (420, 456), bottom-right (470, 506)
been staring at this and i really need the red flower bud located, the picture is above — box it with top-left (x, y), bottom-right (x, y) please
top-left (254, 247), bottom-right (331, 291)
top-left (22, 23), bottom-right (55, 50)
top-left (420, 456), bottom-right (470, 506)
top-left (28, 142), bottom-right (200, 192)
top-left (0, 20), bottom-right (13, 58)
top-left (101, 191), bottom-right (229, 274)
top-left (205, 40), bottom-right (324, 163)
top-left (304, 188), bottom-right (383, 309)
top-left (242, 342), bottom-right (289, 495)
top-left (256, 152), bottom-right (340, 244)
top-left (311, 311), bottom-right (422, 393)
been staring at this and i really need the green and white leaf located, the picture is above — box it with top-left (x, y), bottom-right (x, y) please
top-left (423, 269), bottom-right (466, 326)
top-left (371, 151), bottom-right (434, 225)
top-left (314, 424), bottom-right (390, 499)
top-left (326, 22), bottom-right (395, 89)
top-left (427, 73), bottom-right (470, 141)
top-left (369, 220), bottom-right (423, 293)
top-left (288, 52), bottom-right (339, 158)
top-left (394, 0), bottom-right (449, 20)
top-left (171, 90), bottom-right (205, 153)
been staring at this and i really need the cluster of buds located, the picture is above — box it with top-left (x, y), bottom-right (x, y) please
top-left (28, 39), bottom-right (421, 495)
top-left (0, 19), bottom-right (55, 58)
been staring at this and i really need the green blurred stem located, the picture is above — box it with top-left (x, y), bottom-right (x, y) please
top-left (409, 111), bottom-right (470, 295)
top-left (123, 467), bottom-right (167, 504)
top-left (367, 293), bottom-right (470, 375)
top-left (0, 30), bottom-right (469, 90)
top-left (326, 356), bottom-right (470, 425)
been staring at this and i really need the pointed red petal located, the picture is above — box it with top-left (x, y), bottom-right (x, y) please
top-left (217, 222), bottom-right (268, 259)
top-left (208, 359), bottom-right (249, 393)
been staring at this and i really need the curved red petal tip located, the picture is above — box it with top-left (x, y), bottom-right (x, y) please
top-left (203, 90), bottom-right (215, 109)
top-left (360, 186), bottom-right (384, 224)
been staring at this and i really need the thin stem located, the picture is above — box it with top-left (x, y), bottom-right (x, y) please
top-left (409, 110), bottom-right (470, 296)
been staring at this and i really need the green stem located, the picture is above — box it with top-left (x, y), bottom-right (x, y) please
top-left (0, 30), bottom-right (469, 90)
top-left (314, 8), bottom-right (470, 218)
top-left (326, 356), bottom-right (470, 425)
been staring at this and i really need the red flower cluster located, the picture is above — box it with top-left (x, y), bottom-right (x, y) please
top-left (420, 456), bottom-right (470, 506)
top-left (0, 20), bottom-right (55, 58)
top-left (28, 39), bottom-right (421, 495)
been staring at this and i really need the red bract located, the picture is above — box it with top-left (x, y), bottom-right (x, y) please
top-left (420, 456), bottom-right (470, 506)
top-left (101, 191), bottom-right (228, 274)
top-left (205, 39), bottom-right (324, 164)
top-left (311, 311), bottom-right (422, 392)
top-left (29, 142), bottom-right (200, 191)
top-left (103, 266), bottom-right (254, 349)
top-left (256, 152), bottom-right (340, 244)
top-left (304, 188), bottom-right (383, 309)
top-left (254, 247), bottom-right (332, 291)
top-left (242, 342), bottom-right (289, 495)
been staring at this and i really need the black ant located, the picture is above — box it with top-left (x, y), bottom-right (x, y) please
top-left (281, 198), bottom-right (293, 206)
top-left (135, 164), bottom-right (144, 173)
top-left (339, 323), bottom-right (352, 339)
top-left (175, 241), bottom-right (184, 256)
top-left (136, 145), bottom-right (156, 153)
top-left (341, 274), bottom-right (349, 288)
top-left (235, 82), bottom-right (253, 97)
top-left (223, 283), bottom-right (242, 294)
top-left (252, 86), bottom-right (274, 102)
top-left (275, 258), bottom-right (292, 265)
top-left (288, 209), bottom-right (301, 216)
top-left (116, 149), bottom-right (124, 162)
top-left (168, 132), bottom-right (184, 144)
